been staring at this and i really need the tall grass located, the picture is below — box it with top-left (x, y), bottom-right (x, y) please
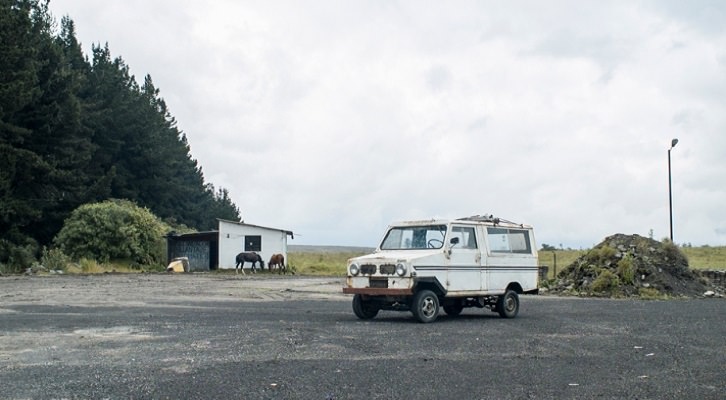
top-left (288, 251), bottom-right (367, 276)
top-left (37, 255), bottom-right (162, 274)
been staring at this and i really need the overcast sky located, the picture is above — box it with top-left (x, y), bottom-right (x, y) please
top-left (48, 1), bottom-right (726, 248)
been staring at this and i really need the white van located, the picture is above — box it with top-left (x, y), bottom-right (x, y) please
top-left (343, 215), bottom-right (539, 323)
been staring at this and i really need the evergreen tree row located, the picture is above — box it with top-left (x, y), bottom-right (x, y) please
top-left (0, 0), bottom-right (241, 268)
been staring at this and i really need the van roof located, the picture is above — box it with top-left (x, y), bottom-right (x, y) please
top-left (389, 215), bottom-right (532, 229)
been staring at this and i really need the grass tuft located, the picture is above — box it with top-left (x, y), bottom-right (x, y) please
top-left (638, 287), bottom-right (669, 300)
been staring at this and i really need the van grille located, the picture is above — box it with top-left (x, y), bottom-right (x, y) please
top-left (379, 264), bottom-right (396, 275)
top-left (361, 264), bottom-right (376, 275)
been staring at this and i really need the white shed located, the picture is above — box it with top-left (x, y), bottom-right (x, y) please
top-left (217, 219), bottom-right (294, 270)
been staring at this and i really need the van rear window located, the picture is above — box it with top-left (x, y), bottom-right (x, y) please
top-left (487, 228), bottom-right (532, 254)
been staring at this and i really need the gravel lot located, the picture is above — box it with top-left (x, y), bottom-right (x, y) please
top-left (1, 273), bottom-right (724, 399)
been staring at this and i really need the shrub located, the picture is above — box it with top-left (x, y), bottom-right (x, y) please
top-left (617, 255), bottom-right (635, 285)
top-left (586, 245), bottom-right (617, 264)
top-left (54, 199), bottom-right (168, 265)
top-left (40, 247), bottom-right (72, 271)
top-left (638, 287), bottom-right (667, 300)
top-left (591, 269), bottom-right (620, 293)
top-left (662, 239), bottom-right (687, 263)
top-left (0, 235), bottom-right (39, 273)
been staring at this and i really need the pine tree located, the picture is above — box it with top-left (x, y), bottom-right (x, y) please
top-left (1, 0), bottom-right (54, 265)
top-left (21, 13), bottom-right (94, 244)
top-left (0, 1), bottom-right (243, 268)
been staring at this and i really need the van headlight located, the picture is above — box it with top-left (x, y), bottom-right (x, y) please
top-left (395, 263), bottom-right (407, 277)
top-left (349, 263), bottom-right (360, 276)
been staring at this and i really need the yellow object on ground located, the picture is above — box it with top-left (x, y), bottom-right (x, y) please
top-left (166, 257), bottom-right (189, 273)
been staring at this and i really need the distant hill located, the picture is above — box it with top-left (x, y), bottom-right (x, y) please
top-left (288, 245), bottom-right (374, 253)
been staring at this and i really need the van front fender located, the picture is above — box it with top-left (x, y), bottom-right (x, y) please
top-left (413, 277), bottom-right (447, 296)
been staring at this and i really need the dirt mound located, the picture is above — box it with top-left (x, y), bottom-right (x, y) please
top-left (548, 234), bottom-right (709, 298)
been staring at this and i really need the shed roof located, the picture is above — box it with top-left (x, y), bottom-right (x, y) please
top-left (217, 219), bottom-right (294, 238)
top-left (165, 231), bottom-right (218, 241)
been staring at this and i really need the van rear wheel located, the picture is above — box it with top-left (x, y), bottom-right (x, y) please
top-left (496, 290), bottom-right (519, 318)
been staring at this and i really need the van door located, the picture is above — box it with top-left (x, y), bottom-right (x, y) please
top-left (485, 226), bottom-right (538, 293)
top-left (447, 225), bottom-right (481, 292)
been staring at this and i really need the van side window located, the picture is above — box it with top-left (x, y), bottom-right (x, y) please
top-left (487, 228), bottom-right (532, 254)
top-left (451, 226), bottom-right (478, 249)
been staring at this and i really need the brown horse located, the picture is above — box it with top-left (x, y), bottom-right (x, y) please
top-left (268, 253), bottom-right (285, 274)
top-left (235, 252), bottom-right (264, 274)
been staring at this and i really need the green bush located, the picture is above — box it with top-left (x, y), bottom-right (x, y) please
top-left (586, 245), bottom-right (617, 264)
top-left (54, 199), bottom-right (168, 265)
top-left (617, 255), bottom-right (635, 285)
top-left (591, 269), bottom-right (620, 293)
top-left (40, 247), bottom-right (72, 271)
top-left (662, 239), bottom-right (687, 263)
top-left (0, 230), bottom-right (39, 273)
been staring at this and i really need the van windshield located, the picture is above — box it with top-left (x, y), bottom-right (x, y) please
top-left (380, 225), bottom-right (447, 250)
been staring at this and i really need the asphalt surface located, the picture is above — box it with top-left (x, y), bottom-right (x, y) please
top-left (0, 274), bottom-right (724, 399)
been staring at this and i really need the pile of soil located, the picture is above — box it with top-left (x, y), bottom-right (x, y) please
top-left (547, 234), bottom-right (710, 298)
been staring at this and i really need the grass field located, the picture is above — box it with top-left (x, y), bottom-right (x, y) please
top-left (537, 250), bottom-right (587, 278)
top-left (28, 246), bottom-right (725, 277)
top-left (288, 251), bottom-right (366, 276)
top-left (288, 246), bottom-right (726, 276)
top-left (681, 246), bottom-right (726, 269)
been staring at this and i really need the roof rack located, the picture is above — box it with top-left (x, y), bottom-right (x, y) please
top-left (456, 214), bottom-right (522, 227)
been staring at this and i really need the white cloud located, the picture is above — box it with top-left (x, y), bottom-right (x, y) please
top-left (49, 0), bottom-right (726, 247)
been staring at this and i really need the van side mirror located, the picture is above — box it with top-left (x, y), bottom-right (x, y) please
top-left (450, 237), bottom-right (459, 245)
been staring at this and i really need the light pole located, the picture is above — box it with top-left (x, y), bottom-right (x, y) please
top-left (668, 138), bottom-right (678, 242)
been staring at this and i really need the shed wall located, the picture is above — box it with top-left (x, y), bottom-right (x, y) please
top-left (218, 221), bottom-right (288, 269)
top-left (168, 240), bottom-right (211, 272)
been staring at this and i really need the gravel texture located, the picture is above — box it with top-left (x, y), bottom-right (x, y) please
top-left (1, 273), bottom-right (724, 399)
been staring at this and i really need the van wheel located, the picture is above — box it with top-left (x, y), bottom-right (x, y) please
top-left (412, 290), bottom-right (440, 323)
top-left (352, 294), bottom-right (379, 320)
top-left (496, 290), bottom-right (519, 318)
top-left (443, 302), bottom-right (464, 316)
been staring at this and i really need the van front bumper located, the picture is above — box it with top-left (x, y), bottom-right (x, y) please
top-left (343, 276), bottom-right (414, 296)
top-left (342, 287), bottom-right (413, 296)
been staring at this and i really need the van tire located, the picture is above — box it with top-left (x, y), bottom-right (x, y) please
top-left (412, 290), bottom-right (440, 323)
top-left (352, 294), bottom-right (379, 320)
top-left (496, 290), bottom-right (519, 318)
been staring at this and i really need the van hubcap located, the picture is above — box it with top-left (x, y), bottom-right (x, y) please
top-left (421, 297), bottom-right (435, 317)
